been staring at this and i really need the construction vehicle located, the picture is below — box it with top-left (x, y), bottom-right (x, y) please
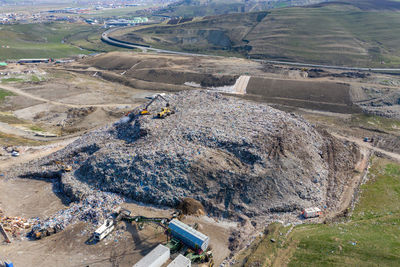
top-left (55, 161), bottom-right (72, 172)
top-left (31, 224), bottom-right (63, 240)
top-left (157, 105), bottom-right (175, 119)
top-left (140, 94), bottom-right (174, 118)
top-left (302, 207), bottom-right (323, 219)
top-left (165, 237), bottom-right (183, 253)
top-left (185, 250), bottom-right (213, 265)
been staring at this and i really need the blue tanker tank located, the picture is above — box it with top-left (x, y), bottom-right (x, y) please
top-left (168, 219), bottom-right (209, 252)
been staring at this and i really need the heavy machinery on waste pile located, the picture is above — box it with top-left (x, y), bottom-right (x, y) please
top-left (140, 94), bottom-right (175, 118)
top-left (55, 161), bottom-right (72, 172)
top-left (31, 224), bottom-right (63, 240)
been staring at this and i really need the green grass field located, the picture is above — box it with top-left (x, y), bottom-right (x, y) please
top-left (0, 22), bottom-right (126, 60)
top-left (237, 158), bottom-right (400, 266)
top-left (288, 159), bottom-right (400, 266)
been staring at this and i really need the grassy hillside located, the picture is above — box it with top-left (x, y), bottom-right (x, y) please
top-left (288, 159), bottom-right (400, 266)
top-left (247, 2), bottom-right (400, 66)
top-left (156, 0), bottom-right (329, 17)
top-left (0, 23), bottom-right (124, 60)
top-left (114, 11), bottom-right (268, 57)
top-left (235, 158), bottom-right (400, 266)
top-left (117, 1), bottom-right (400, 67)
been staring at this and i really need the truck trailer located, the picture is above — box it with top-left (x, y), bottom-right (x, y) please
top-left (302, 207), bottom-right (322, 219)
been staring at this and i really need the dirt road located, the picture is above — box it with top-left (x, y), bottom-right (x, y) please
top-left (0, 138), bottom-right (76, 171)
top-left (233, 75), bottom-right (250, 94)
top-left (332, 133), bottom-right (400, 162)
top-left (0, 84), bottom-right (135, 109)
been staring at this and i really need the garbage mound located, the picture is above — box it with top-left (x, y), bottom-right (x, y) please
top-left (17, 90), bottom-right (359, 218)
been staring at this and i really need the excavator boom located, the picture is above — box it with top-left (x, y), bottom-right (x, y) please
top-left (140, 94), bottom-right (171, 115)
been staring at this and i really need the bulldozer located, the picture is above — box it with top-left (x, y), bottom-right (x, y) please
top-left (156, 104), bottom-right (175, 119)
top-left (140, 94), bottom-right (174, 118)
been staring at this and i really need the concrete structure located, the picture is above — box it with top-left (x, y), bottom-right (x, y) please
top-left (133, 244), bottom-right (170, 267)
top-left (167, 254), bottom-right (191, 267)
top-left (168, 219), bottom-right (209, 252)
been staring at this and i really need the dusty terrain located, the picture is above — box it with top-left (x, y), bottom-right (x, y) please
top-left (1, 51), bottom-right (400, 266)
top-left (0, 175), bottom-right (232, 266)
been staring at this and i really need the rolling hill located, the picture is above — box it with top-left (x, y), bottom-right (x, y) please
top-left (114, 0), bottom-right (400, 67)
top-left (155, 0), bottom-right (330, 17)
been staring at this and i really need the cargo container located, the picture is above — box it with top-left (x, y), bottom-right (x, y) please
top-left (133, 244), bottom-right (170, 267)
top-left (167, 254), bottom-right (191, 267)
top-left (168, 219), bottom-right (209, 252)
top-left (302, 207), bottom-right (322, 218)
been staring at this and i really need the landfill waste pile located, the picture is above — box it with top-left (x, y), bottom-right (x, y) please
top-left (30, 191), bottom-right (123, 238)
top-left (12, 90), bottom-right (359, 220)
top-left (0, 209), bottom-right (32, 238)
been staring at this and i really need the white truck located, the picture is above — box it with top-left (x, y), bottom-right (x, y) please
top-left (93, 219), bottom-right (115, 242)
top-left (302, 207), bottom-right (322, 219)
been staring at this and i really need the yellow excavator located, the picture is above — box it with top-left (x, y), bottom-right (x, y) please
top-left (55, 161), bottom-right (72, 172)
top-left (140, 94), bottom-right (174, 118)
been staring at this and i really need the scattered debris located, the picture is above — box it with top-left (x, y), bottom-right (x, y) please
top-left (0, 209), bottom-right (32, 241)
top-left (30, 192), bottom-right (123, 240)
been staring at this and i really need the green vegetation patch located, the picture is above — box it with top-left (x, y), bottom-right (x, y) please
top-left (288, 159), bottom-right (400, 266)
top-left (0, 22), bottom-right (123, 60)
top-left (0, 113), bottom-right (25, 124)
top-left (0, 88), bottom-right (14, 101)
top-left (351, 114), bottom-right (400, 132)
top-left (0, 131), bottom-right (43, 146)
top-left (238, 159), bottom-right (400, 266)
top-left (29, 125), bottom-right (44, 132)
top-left (1, 77), bottom-right (24, 83)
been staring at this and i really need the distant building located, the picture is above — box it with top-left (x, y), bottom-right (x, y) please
top-left (104, 17), bottom-right (148, 28)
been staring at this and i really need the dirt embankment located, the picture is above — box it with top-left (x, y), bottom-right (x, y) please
top-left (246, 77), bottom-right (362, 113)
top-left (82, 52), bottom-right (238, 88)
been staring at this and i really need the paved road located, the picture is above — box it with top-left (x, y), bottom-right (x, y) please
top-left (102, 28), bottom-right (400, 72)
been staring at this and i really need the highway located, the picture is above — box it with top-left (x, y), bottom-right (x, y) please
top-left (101, 28), bottom-right (400, 73)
